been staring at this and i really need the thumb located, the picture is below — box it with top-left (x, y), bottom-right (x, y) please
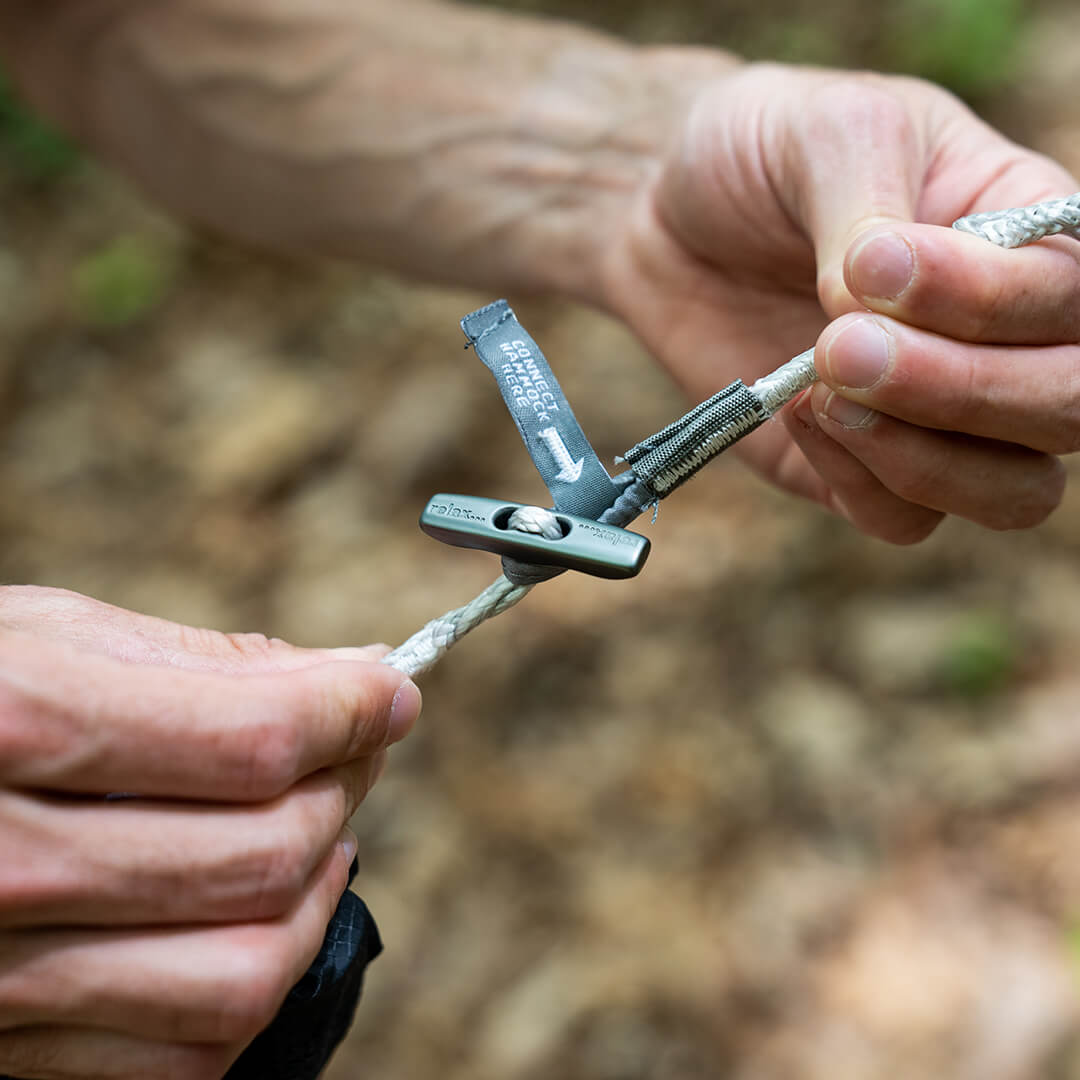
top-left (0, 584), bottom-right (389, 673)
top-left (781, 77), bottom-right (925, 318)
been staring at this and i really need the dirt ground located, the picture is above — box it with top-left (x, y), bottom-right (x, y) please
top-left (5, 4), bottom-right (1080, 1078)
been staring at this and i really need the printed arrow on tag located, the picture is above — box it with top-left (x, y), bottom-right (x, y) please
top-left (462, 300), bottom-right (620, 519)
top-left (538, 426), bottom-right (584, 483)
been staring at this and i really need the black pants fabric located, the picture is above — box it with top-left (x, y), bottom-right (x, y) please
top-left (2, 866), bottom-right (381, 1080)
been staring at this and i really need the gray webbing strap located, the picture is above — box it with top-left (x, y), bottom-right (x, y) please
top-left (383, 190), bottom-right (1080, 677)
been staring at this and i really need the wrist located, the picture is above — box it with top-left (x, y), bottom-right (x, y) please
top-left (507, 44), bottom-right (742, 307)
top-left (0, 0), bottom-right (743, 309)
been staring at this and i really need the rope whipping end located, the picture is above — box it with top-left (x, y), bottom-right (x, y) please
top-left (383, 191), bottom-right (1080, 676)
top-left (623, 189), bottom-right (1080, 498)
top-left (382, 301), bottom-right (656, 677)
top-left (621, 347), bottom-right (818, 499)
top-left (381, 496), bottom-right (652, 677)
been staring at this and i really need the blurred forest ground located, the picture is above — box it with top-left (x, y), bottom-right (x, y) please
top-left (4, 1), bottom-right (1080, 1078)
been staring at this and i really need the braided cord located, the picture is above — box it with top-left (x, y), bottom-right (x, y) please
top-left (952, 192), bottom-right (1080, 248)
top-left (383, 191), bottom-right (1080, 676)
top-left (695, 193), bottom-right (1080, 432)
top-left (382, 480), bottom-right (654, 676)
top-left (382, 574), bottom-right (533, 676)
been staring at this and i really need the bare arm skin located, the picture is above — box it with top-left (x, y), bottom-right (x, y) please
top-left (2, 9), bottom-right (1080, 1075)
top-left (5, 1), bottom-right (1080, 544)
top-left (0, 0), bottom-right (732, 299)
top-left (0, 586), bottom-right (422, 1080)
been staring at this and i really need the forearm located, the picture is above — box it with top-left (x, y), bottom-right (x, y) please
top-left (0, 0), bottom-right (736, 302)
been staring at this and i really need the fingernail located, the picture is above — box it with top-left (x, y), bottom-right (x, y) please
top-left (339, 826), bottom-right (358, 866)
top-left (825, 317), bottom-right (892, 389)
top-left (849, 232), bottom-right (915, 299)
top-left (820, 388), bottom-right (876, 429)
top-left (389, 680), bottom-right (422, 743)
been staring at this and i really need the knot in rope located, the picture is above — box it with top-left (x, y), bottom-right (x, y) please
top-left (381, 503), bottom-right (578, 675)
top-left (382, 191), bottom-right (1080, 678)
top-left (506, 505), bottom-right (564, 539)
top-left (500, 505), bottom-right (567, 586)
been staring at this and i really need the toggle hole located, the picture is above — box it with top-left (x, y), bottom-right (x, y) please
top-left (493, 505), bottom-right (570, 540)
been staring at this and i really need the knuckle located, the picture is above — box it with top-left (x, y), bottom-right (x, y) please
top-left (816, 264), bottom-right (855, 317)
top-left (224, 632), bottom-right (298, 665)
top-left (177, 623), bottom-right (232, 657)
top-left (237, 778), bottom-right (354, 920)
top-left (1047, 372), bottom-right (1080, 454)
top-left (109, 1046), bottom-right (237, 1080)
top-left (0, 661), bottom-right (55, 781)
top-left (215, 936), bottom-right (292, 1043)
top-left (185, 1050), bottom-right (238, 1080)
top-left (349, 757), bottom-right (378, 811)
top-left (990, 457), bottom-right (1066, 531)
top-left (968, 268), bottom-right (1012, 342)
top-left (0, 681), bottom-right (25, 767)
top-left (0, 934), bottom-right (55, 1025)
top-left (178, 625), bottom-right (276, 664)
top-left (889, 455), bottom-right (948, 506)
top-left (331, 759), bottom-right (373, 818)
top-left (0, 839), bottom-right (59, 925)
top-left (879, 512), bottom-right (943, 546)
top-left (156, 1049), bottom-right (236, 1080)
top-left (838, 489), bottom-right (943, 546)
top-left (340, 676), bottom-right (395, 758)
top-left (248, 828), bottom-right (312, 921)
top-left (177, 626), bottom-right (295, 670)
top-left (0, 874), bottom-right (23, 925)
top-left (235, 712), bottom-right (303, 800)
top-left (806, 76), bottom-right (918, 151)
top-left (1036, 429), bottom-right (1079, 458)
top-left (225, 631), bottom-right (275, 656)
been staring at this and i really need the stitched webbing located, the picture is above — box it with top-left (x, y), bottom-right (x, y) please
top-left (382, 191), bottom-right (1080, 676)
top-left (623, 381), bottom-right (769, 497)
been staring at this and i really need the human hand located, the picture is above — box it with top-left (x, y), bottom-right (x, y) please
top-left (0, 585), bottom-right (420, 1080)
top-left (602, 62), bottom-right (1080, 542)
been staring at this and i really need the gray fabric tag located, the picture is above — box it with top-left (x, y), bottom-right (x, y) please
top-left (462, 300), bottom-right (620, 519)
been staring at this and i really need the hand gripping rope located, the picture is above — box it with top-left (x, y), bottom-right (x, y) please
top-left (381, 193), bottom-right (1080, 677)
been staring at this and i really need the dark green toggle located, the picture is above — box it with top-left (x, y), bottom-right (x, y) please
top-left (420, 494), bottom-right (650, 580)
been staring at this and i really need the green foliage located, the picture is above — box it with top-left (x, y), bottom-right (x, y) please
top-left (482, 0), bottom-right (1034, 99)
top-left (886, 0), bottom-right (1027, 96)
top-left (742, 17), bottom-right (845, 67)
top-left (934, 613), bottom-right (1019, 699)
top-left (0, 73), bottom-right (79, 181)
top-left (72, 236), bottom-right (175, 329)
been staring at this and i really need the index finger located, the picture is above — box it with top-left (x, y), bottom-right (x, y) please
top-left (844, 222), bottom-right (1080, 345)
top-left (0, 631), bottom-right (420, 800)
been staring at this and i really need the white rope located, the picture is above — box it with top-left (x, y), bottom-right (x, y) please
top-left (383, 191), bottom-right (1080, 676)
top-left (744, 194), bottom-right (1080, 419)
top-left (750, 347), bottom-right (818, 415)
top-left (382, 506), bottom-right (563, 676)
top-left (952, 192), bottom-right (1080, 248)
top-left (382, 573), bottom-right (533, 677)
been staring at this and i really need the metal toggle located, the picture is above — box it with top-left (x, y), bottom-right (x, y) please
top-left (419, 494), bottom-right (650, 580)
